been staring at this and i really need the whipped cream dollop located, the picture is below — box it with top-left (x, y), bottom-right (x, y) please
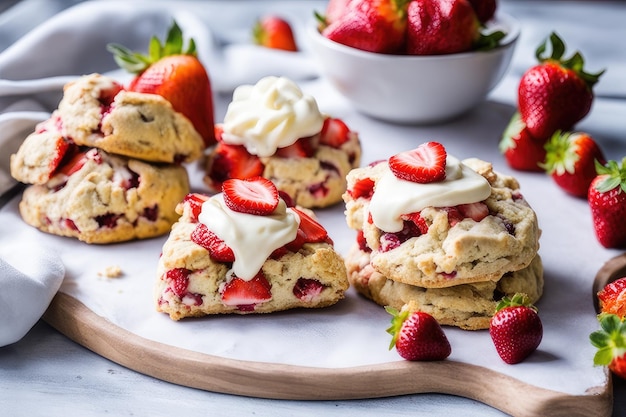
top-left (370, 156), bottom-right (492, 232)
top-left (198, 194), bottom-right (300, 280)
top-left (220, 76), bottom-right (324, 157)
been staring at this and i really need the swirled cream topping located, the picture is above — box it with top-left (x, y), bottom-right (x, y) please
top-left (369, 156), bottom-right (491, 233)
top-left (220, 76), bottom-right (325, 157)
top-left (198, 194), bottom-right (300, 280)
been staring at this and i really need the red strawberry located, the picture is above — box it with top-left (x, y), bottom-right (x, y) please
top-left (541, 131), bottom-right (606, 198)
top-left (206, 142), bottom-right (265, 189)
top-left (319, 0), bottom-right (409, 54)
top-left (222, 177), bottom-right (280, 216)
top-left (588, 159), bottom-right (626, 248)
top-left (286, 207), bottom-right (333, 252)
top-left (388, 142), bottom-right (447, 183)
top-left (253, 16), bottom-right (298, 52)
top-left (166, 268), bottom-right (191, 298)
top-left (499, 112), bottom-right (548, 172)
top-left (182, 193), bottom-right (209, 222)
top-left (400, 212), bottom-right (429, 235)
top-left (293, 278), bottom-right (327, 302)
top-left (406, 0), bottom-right (479, 55)
top-left (598, 277), bottom-right (626, 320)
top-left (56, 148), bottom-right (102, 177)
top-left (319, 117), bottom-right (351, 148)
top-left (108, 21), bottom-right (216, 147)
top-left (275, 136), bottom-right (317, 158)
top-left (191, 223), bottom-right (235, 263)
top-left (321, 0), bottom-right (354, 24)
top-left (466, 0), bottom-right (496, 24)
top-left (386, 306), bottom-right (451, 361)
top-left (489, 293), bottom-right (543, 364)
top-left (220, 271), bottom-right (272, 309)
top-left (48, 137), bottom-right (72, 177)
top-left (517, 32), bottom-right (604, 140)
top-left (590, 313), bottom-right (626, 380)
top-left (457, 202), bottom-right (489, 222)
top-left (348, 177), bottom-right (376, 199)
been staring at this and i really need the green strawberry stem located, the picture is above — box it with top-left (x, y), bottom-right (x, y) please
top-left (594, 158), bottom-right (626, 193)
top-left (385, 306), bottom-right (409, 350)
top-left (107, 20), bottom-right (197, 74)
top-left (590, 313), bottom-right (626, 366)
top-left (474, 29), bottom-right (506, 51)
top-left (535, 31), bottom-right (605, 87)
top-left (495, 292), bottom-right (537, 313)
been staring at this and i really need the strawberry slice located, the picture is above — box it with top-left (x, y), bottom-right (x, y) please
top-left (348, 177), bottom-right (375, 199)
top-left (222, 177), bottom-right (280, 215)
top-left (286, 207), bottom-right (332, 252)
top-left (166, 268), bottom-right (191, 298)
top-left (388, 142), bottom-right (447, 183)
top-left (400, 212), bottom-right (429, 235)
top-left (457, 202), bottom-right (489, 222)
top-left (275, 136), bottom-right (317, 158)
top-left (319, 117), bottom-right (350, 148)
top-left (221, 271), bottom-right (272, 309)
top-left (183, 193), bottom-right (210, 222)
top-left (206, 142), bottom-right (265, 188)
top-left (191, 223), bottom-right (235, 262)
top-left (293, 278), bottom-right (327, 302)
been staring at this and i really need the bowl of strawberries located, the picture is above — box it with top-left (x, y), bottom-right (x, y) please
top-left (308, 0), bottom-right (520, 124)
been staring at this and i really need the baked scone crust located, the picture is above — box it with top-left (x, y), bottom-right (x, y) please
top-left (55, 73), bottom-right (204, 163)
top-left (155, 197), bottom-right (350, 320)
top-left (18, 149), bottom-right (189, 244)
top-left (345, 243), bottom-right (544, 330)
top-left (343, 157), bottom-right (541, 288)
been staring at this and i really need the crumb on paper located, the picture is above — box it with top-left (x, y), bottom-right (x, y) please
top-left (98, 265), bottom-right (123, 278)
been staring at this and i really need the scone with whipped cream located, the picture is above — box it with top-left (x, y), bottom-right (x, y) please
top-left (155, 176), bottom-right (349, 320)
top-left (342, 142), bottom-right (543, 328)
top-left (204, 76), bottom-right (361, 208)
top-left (46, 73), bottom-right (205, 164)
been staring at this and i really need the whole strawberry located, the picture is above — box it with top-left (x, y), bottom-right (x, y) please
top-left (489, 293), bottom-right (543, 364)
top-left (253, 16), bottom-right (298, 52)
top-left (319, 0), bottom-right (409, 54)
top-left (588, 158), bottom-right (626, 248)
top-left (590, 313), bottom-right (626, 380)
top-left (386, 306), bottom-right (451, 361)
top-left (499, 112), bottom-right (548, 172)
top-left (405, 0), bottom-right (479, 55)
top-left (598, 277), bottom-right (626, 319)
top-left (541, 131), bottom-right (606, 198)
top-left (467, 0), bottom-right (497, 24)
top-left (517, 32), bottom-right (604, 140)
top-left (108, 21), bottom-right (216, 147)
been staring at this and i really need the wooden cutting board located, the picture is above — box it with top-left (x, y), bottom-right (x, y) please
top-left (43, 278), bottom-right (616, 417)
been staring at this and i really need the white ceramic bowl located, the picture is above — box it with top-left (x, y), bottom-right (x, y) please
top-left (307, 14), bottom-right (520, 124)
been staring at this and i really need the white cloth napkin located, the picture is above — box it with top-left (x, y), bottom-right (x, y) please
top-left (0, 0), bottom-right (318, 345)
top-left (0, 243), bottom-right (64, 347)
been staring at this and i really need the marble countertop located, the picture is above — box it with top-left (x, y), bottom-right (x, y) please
top-left (1, 1), bottom-right (625, 416)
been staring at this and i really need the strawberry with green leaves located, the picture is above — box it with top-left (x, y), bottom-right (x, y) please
top-left (253, 16), bottom-right (298, 52)
top-left (108, 21), bottom-right (216, 147)
top-left (541, 131), bottom-right (606, 198)
top-left (318, 0), bottom-right (410, 54)
top-left (590, 313), bottom-right (626, 380)
top-left (386, 306), bottom-right (451, 361)
top-left (489, 293), bottom-right (543, 364)
top-left (517, 32), bottom-right (604, 141)
top-left (588, 158), bottom-right (626, 248)
top-left (499, 112), bottom-right (548, 172)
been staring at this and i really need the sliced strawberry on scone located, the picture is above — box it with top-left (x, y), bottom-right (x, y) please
top-left (222, 177), bottom-right (280, 215)
top-left (388, 141), bottom-right (447, 183)
top-left (220, 272), bottom-right (273, 310)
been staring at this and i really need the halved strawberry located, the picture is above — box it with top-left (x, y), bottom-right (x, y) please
top-left (319, 117), bottom-right (350, 148)
top-left (389, 142), bottom-right (447, 183)
top-left (222, 177), bottom-right (280, 215)
top-left (275, 136), bottom-right (317, 158)
top-left (598, 277), bottom-right (626, 319)
top-left (286, 207), bottom-right (332, 252)
top-left (191, 223), bottom-right (235, 262)
top-left (221, 271), bottom-right (272, 309)
top-left (457, 202), bottom-right (489, 222)
top-left (206, 142), bottom-right (265, 188)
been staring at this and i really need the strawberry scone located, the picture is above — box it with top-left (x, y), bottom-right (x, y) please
top-left (204, 76), bottom-right (361, 208)
top-left (342, 142), bottom-right (543, 328)
top-left (11, 143), bottom-right (188, 244)
top-left (155, 177), bottom-right (349, 320)
top-left (48, 73), bottom-right (205, 164)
